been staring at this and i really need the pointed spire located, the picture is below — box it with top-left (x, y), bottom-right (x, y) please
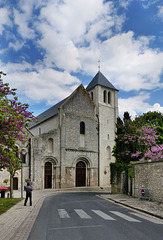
top-left (86, 71), bottom-right (118, 91)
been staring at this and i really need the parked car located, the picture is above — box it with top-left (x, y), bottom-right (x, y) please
top-left (0, 186), bottom-right (9, 193)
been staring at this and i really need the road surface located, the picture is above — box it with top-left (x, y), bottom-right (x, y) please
top-left (28, 192), bottom-right (163, 240)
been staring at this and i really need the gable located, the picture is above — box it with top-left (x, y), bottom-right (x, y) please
top-left (60, 85), bottom-right (95, 116)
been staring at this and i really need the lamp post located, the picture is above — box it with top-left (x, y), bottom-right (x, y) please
top-left (21, 149), bottom-right (26, 198)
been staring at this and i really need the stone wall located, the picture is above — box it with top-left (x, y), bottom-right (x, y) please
top-left (59, 85), bottom-right (99, 188)
top-left (133, 159), bottom-right (163, 202)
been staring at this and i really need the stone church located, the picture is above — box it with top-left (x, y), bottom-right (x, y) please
top-left (0, 71), bottom-right (118, 190)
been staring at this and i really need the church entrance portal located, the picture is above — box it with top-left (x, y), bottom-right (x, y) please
top-left (76, 161), bottom-right (86, 187)
top-left (13, 177), bottom-right (18, 190)
top-left (44, 162), bottom-right (52, 188)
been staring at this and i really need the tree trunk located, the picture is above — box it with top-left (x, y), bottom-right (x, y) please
top-left (130, 177), bottom-right (133, 196)
top-left (10, 173), bottom-right (14, 198)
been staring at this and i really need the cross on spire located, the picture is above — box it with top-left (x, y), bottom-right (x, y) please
top-left (98, 60), bottom-right (100, 72)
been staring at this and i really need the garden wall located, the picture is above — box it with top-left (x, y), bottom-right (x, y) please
top-left (132, 158), bottom-right (163, 202)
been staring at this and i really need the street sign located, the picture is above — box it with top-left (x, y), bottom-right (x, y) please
top-left (139, 188), bottom-right (150, 201)
top-left (141, 189), bottom-right (145, 196)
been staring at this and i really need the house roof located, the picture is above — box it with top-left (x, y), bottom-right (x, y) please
top-left (86, 71), bottom-right (118, 91)
top-left (29, 98), bottom-right (67, 129)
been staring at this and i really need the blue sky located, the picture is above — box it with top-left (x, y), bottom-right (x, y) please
top-left (0, 0), bottom-right (163, 119)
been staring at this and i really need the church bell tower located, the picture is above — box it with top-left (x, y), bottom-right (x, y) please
top-left (86, 71), bottom-right (118, 188)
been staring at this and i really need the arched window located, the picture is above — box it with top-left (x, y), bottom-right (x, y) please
top-left (80, 122), bottom-right (85, 135)
top-left (106, 146), bottom-right (111, 159)
top-left (108, 91), bottom-right (111, 104)
top-left (48, 138), bottom-right (53, 153)
top-left (103, 90), bottom-right (106, 103)
top-left (21, 153), bottom-right (26, 164)
top-left (91, 92), bottom-right (93, 101)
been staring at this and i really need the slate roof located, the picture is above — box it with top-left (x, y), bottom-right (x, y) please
top-left (86, 71), bottom-right (118, 91)
top-left (29, 71), bottom-right (118, 128)
top-left (29, 98), bottom-right (67, 129)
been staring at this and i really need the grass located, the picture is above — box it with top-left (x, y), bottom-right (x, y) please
top-left (0, 198), bottom-right (23, 215)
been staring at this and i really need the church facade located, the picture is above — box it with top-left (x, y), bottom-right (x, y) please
top-left (0, 71), bottom-right (118, 190)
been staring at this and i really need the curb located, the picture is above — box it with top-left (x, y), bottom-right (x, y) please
top-left (98, 195), bottom-right (163, 220)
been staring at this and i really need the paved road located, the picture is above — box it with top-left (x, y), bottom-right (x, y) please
top-left (28, 192), bottom-right (163, 240)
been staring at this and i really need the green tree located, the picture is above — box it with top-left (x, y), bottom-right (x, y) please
top-left (112, 112), bottom-right (137, 164)
top-left (0, 71), bottom-right (36, 197)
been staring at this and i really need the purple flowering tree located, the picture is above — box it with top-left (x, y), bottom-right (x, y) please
top-left (131, 125), bottom-right (163, 161)
top-left (0, 71), bottom-right (36, 197)
top-left (113, 112), bottom-right (163, 163)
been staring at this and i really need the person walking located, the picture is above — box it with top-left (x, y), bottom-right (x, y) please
top-left (24, 183), bottom-right (33, 206)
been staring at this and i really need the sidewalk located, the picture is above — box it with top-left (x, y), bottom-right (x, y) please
top-left (0, 189), bottom-right (56, 240)
top-left (99, 193), bottom-right (163, 219)
top-left (0, 189), bottom-right (163, 240)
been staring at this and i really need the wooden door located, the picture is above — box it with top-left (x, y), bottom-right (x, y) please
top-left (13, 177), bottom-right (18, 190)
top-left (44, 162), bottom-right (52, 188)
top-left (76, 161), bottom-right (86, 187)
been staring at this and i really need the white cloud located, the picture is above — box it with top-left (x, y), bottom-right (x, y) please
top-left (3, 61), bottom-right (81, 105)
top-left (9, 40), bottom-right (24, 51)
top-left (157, 6), bottom-right (163, 20)
top-left (39, 0), bottom-right (116, 43)
top-left (80, 31), bottom-right (163, 92)
top-left (119, 0), bottom-right (133, 9)
top-left (146, 103), bottom-right (163, 113)
top-left (37, 28), bottom-right (81, 71)
top-left (13, 8), bottom-right (35, 39)
top-left (1, 0), bottom-right (125, 72)
top-left (0, 0), bottom-right (163, 118)
top-left (116, 0), bottom-right (159, 9)
top-left (35, 0), bottom-right (125, 72)
top-left (119, 92), bottom-right (163, 119)
top-left (139, 0), bottom-right (159, 9)
top-left (0, 8), bottom-right (12, 34)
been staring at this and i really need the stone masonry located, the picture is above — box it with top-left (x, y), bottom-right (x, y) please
top-left (133, 159), bottom-right (163, 202)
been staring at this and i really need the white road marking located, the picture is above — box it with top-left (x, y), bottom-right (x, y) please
top-left (110, 211), bottom-right (141, 222)
top-left (129, 212), bottom-right (163, 224)
top-left (74, 209), bottom-right (92, 219)
top-left (92, 210), bottom-right (116, 220)
top-left (58, 209), bottom-right (70, 218)
top-left (57, 209), bottom-right (162, 225)
top-left (48, 225), bottom-right (103, 231)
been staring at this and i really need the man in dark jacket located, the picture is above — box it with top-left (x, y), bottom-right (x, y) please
top-left (24, 183), bottom-right (33, 206)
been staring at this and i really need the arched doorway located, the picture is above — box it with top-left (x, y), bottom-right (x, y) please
top-left (44, 162), bottom-right (52, 188)
top-left (76, 161), bottom-right (86, 187)
top-left (13, 177), bottom-right (18, 190)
